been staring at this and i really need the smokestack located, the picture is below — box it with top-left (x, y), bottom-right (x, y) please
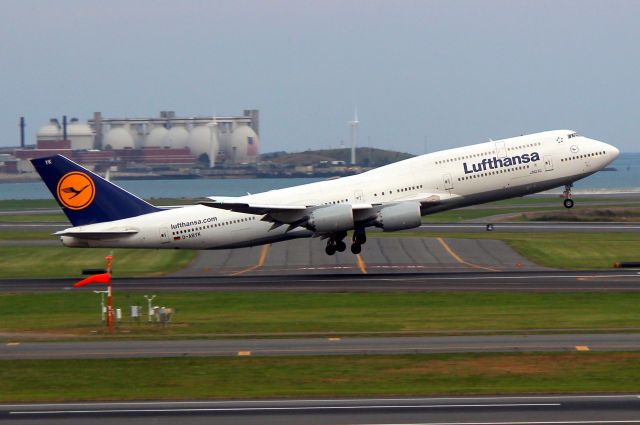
top-left (19, 116), bottom-right (25, 148)
top-left (62, 115), bottom-right (68, 142)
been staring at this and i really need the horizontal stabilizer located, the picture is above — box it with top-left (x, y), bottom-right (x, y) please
top-left (55, 229), bottom-right (138, 239)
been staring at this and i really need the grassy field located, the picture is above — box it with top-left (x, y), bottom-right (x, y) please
top-left (2, 291), bottom-right (640, 339)
top-left (0, 230), bottom-right (54, 240)
top-left (2, 352), bottom-right (640, 402)
top-left (375, 231), bottom-right (640, 269)
top-left (0, 213), bottom-right (66, 222)
top-left (0, 247), bottom-right (196, 278)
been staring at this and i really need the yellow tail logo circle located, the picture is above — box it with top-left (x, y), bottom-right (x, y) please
top-left (56, 172), bottom-right (96, 210)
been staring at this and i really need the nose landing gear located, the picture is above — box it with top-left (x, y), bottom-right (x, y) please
top-left (562, 184), bottom-right (574, 209)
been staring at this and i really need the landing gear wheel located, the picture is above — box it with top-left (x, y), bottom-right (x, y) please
top-left (325, 244), bottom-right (336, 256)
top-left (562, 184), bottom-right (574, 209)
top-left (353, 232), bottom-right (366, 245)
top-left (350, 243), bottom-right (362, 254)
top-left (335, 240), bottom-right (346, 252)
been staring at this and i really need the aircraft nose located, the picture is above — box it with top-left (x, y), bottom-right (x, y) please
top-left (595, 139), bottom-right (619, 160)
top-left (606, 143), bottom-right (620, 159)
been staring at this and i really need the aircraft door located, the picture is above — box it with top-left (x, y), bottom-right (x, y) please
top-left (442, 174), bottom-right (453, 190)
top-left (544, 155), bottom-right (554, 171)
top-left (495, 141), bottom-right (507, 158)
top-left (354, 190), bottom-right (364, 202)
top-left (159, 227), bottom-right (170, 244)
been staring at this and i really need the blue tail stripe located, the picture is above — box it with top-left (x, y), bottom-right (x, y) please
top-left (31, 155), bottom-right (160, 226)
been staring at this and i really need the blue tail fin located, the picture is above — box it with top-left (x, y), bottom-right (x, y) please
top-left (31, 155), bottom-right (160, 226)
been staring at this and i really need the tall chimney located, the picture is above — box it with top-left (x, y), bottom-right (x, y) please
top-left (19, 116), bottom-right (25, 148)
top-left (62, 115), bottom-right (68, 142)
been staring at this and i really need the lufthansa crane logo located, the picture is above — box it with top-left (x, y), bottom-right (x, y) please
top-left (56, 172), bottom-right (96, 210)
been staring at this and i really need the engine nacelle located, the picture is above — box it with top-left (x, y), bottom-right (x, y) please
top-left (374, 201), bottom-right (422, 231)
top-left (307, 204), bottom-right (354, 233)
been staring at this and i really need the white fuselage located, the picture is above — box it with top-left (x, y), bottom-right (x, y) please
top-left (60, 130), bottom-right (619, 249)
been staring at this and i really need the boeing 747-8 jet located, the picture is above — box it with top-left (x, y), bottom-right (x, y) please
top-left (32, 129), bottom-right (619, 255)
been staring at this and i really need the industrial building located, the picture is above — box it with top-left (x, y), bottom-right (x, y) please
top-left (11, 110), bottom-right (260, 174)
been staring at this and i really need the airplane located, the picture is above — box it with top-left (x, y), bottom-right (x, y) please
top-left (31, 129), bottom-right (619, 256)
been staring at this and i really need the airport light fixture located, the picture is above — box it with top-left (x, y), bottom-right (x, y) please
top-left (144, 295), bottom-right (156, 322)
top-left (93, 290), bottom-right (109, 321)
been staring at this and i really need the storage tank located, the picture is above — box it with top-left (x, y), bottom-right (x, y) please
top-left (67, 118), bottom-right (94, 150)
top-left (226, 123), bottom-right (259, 163)
top-left (36, 119), bottom-right (61, 141)
top-left (188, 125), bottom-right (219, 167)
top-left (146, 126), bottom-right (168, 147)
top-left (166, 126), bottom-right (189, 149)
top-left (104, 126), bottom-right (135, 150)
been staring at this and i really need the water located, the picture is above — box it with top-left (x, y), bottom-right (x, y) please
top-left (1, 153), bottom-right (638, 200)
top-left (0, 177), bottom-right (324, 200)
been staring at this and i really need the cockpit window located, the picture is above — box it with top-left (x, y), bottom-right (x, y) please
top-left (568, 132), bottom-right (580, 139)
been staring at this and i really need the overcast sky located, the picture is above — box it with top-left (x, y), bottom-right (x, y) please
top-left (0, 0), bottom-right (638, 154)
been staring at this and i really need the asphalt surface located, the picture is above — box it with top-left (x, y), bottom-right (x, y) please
top-left (2, 395), bottom-right (640, 424)
top-left (176, 236), bottom-right (544, 276)
top-left (2, 333), bottom-right (640, 360)
top-left (2, 270), bottom-right (640, 293)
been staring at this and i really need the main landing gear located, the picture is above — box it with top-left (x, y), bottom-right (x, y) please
top-left (324, 230), bottom-right (367, 255)
top-left (562, 184), bottom-right (574, 209)
top-left (325, 231), bottom-right (347, 256)
top-left (350, 229), bottom-right (366, 255)
top-left (325, 239), bottom-right (346, 255)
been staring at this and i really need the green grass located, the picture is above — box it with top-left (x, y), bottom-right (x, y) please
top-left (2, 292), bottom-right (640, 338)
top-left (0, 199), bottom-right (58, 210)
top-left (2, 352), bottom-right (640, 402)
top-left (0, 230), bottom-right (55, 240)
top-left (0, 213), bottom-right (66, 222)
top-left (380, 231), bottom-right (640, 269)
top-left (0, 247), bottom-right (196, 278)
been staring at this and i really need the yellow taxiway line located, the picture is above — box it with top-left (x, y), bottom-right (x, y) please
top-left (356, 254), bottom-right (368, 274)
top-left (230, 244), bottom-right (271, 276)
top-left (437, 237), bottom-right (500, 272)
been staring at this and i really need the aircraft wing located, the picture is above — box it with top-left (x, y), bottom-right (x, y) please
top-left (395, 192), bottom-right (461, 204)
top-left (201, 191), bottom-right (460, 232)
top-left (200, 202), bottom-right (308, 215)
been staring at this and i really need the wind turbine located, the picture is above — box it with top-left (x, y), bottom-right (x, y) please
top-left (348, 108), bottom-right (359, 165)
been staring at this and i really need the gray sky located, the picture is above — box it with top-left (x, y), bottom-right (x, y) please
top-left (1, 0), bottom-right (638, 154)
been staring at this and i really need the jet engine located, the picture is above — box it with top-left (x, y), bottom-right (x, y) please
top-left (374, 201), bottom-right (422, 231)
top-left (306, 204), bottom-right (354, 233)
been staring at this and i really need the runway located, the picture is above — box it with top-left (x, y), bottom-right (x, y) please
top-left (2, 333), bottom-right (640, 360)
top-left (2, 395), bottom-right (640, 424)
top-left (2, 270), bottom-right (640, 293)
top-left (419, 222), bottom-right (640, 232)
